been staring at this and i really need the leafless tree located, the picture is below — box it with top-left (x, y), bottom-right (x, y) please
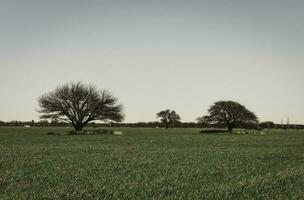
top-left (38, 82), bottom-right (124, 131)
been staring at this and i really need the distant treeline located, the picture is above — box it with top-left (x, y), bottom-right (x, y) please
top-left (0, 120), bottom-right (304, 129)
top-left (0, 120), bottom-right (202, 128)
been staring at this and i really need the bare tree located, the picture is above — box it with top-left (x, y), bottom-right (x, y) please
top-left (38, 82), bottom-right (124, 131)
top-left (197, 101), bottom-right (258, 132)
top-left (156, 109), bottom-right (181, 129)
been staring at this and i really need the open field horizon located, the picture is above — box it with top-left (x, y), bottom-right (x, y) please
top-left (1, 1), bottom-right (303, 199)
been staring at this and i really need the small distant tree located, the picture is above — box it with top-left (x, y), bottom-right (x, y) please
top-left (197, 101), bottom-right (258, 132)
top-left (37, 120), bottom-right (49, 127)
top-left (260, 121), bottom-right (275, 130)
top-left (156, 109), bottom-right (181, 129)
top-left (38, 82), bottom-right (124, 131)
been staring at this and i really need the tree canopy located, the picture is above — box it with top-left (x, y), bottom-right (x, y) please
top-left (38, 82), bottom-right (124, 131)
top-left (156, 109), bottom-right (181, 129)
top-left (197, 101), bottom-right (258, 132)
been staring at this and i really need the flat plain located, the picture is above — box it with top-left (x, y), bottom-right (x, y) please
top-left (0, 127), bottom-right (303, 199)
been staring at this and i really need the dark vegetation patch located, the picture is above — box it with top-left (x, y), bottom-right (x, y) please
top-left (199, 129), bottom-right (228, 134)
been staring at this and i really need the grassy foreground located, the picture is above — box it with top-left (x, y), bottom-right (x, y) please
top-left (0, 127), bottom-right (303, 199)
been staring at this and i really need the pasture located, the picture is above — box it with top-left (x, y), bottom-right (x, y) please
top-left (0, 127), bottom-right (303, 199)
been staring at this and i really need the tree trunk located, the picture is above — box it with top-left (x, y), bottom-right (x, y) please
top-left (74, 124), bottom-right (84, 132)
top-left (165, 123), bottom-right (169, 129)
top-left (227, 123), bottom-right (233, 133)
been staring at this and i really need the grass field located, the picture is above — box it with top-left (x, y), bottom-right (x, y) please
top-left (0, 127), bottom-right (303, 199)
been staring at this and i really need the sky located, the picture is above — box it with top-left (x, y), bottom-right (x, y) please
top-left (0, 0), bottom-right (303, 124)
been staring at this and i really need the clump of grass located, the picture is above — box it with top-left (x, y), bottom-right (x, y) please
top-left (199, 129), bottom-right (265, 135)
top-left (69, 129), bottom-right (115, 135)
top-left (233, 129), bottom-right (266, 135)
top-left (47, 129), bottom-right (123, 136)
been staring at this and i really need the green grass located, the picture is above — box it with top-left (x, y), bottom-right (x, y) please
top-left (0, 127), bottom-right (303, 199)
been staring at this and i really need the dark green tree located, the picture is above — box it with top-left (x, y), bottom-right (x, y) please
top-left (197, 101), bottom-right (258, 132)
top-left (38, 82), bottom-right (124, 131)
top-left (157, 109), bottom-right (181, 129)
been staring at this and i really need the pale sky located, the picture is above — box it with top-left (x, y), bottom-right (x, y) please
top-left (0, 0), bottom-right (303, 124)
